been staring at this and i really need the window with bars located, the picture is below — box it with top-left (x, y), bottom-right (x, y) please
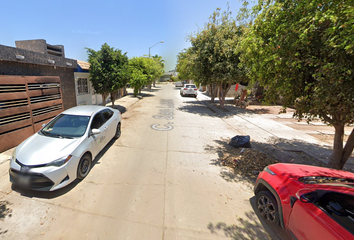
top-left (77, 78), bottom-right (89, 95)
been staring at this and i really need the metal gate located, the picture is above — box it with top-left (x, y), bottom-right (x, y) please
top-left (0, 75), bottom-right (63, 153)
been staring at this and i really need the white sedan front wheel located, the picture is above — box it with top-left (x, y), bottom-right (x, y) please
top-left (77, 153), bottom-right (92, 180)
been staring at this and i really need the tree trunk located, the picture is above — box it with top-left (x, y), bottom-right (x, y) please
top-left (219, 83), bottom-right (231, 109)
top-left (209, 85), bottom-right (213, 102)
top-left (329, 123), bottom-right (345, 169)
top-left (210, 84), bottom-right (217, 103)
top-left (153, 80), bottom-right (156, 87)
top-left (134, 87), bottom-right (139, 97)
top-left (110, 91), bottom-right (117, 106)
top-left (219, 84), bottom-right (225, 109)
top-left (341, 128), bottom-right (354, 163)
top-left (102, 93), bottom-right (108, 106)
top-left (328, 126), bottom-right (354, 170)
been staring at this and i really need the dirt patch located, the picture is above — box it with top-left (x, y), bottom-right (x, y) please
top-left (221, 148), bottom-right (278, 180)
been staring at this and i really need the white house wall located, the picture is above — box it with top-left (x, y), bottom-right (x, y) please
top-left (74, 72), bottom-right (103, 105)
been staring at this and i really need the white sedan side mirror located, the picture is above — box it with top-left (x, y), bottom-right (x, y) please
top-left (91, 129), bottom-right (101, 135)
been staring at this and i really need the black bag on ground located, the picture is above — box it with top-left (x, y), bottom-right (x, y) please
top-left (229, 135), bottom-right (251, 148)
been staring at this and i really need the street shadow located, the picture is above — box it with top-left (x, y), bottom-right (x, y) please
top-left (195, 92), bottom-right (292, 118)
top-left (250, 108), bottom-right (272, 114)
top-left (0, 200), bottom-right (12, 220)
top-left (124, 92), bottom-right (155, 98)
top-left (190, 99), bottom-right (249, 119)
top-left (140, 93), bottom-right (155, 98)
top-left (207, 210), bottom-right (273, 240)
top-left (12, 138), bottom-right (118, 199)
top-left (177, 101), bottom-right (219, 117)
top-left (249, 197), bottom-right (292, 240)
top-left (144, 88), bottom-right (161, 92)
top-left (0, 200), bottom-right (12, 236)
top-left (110, 105), bottom-right (127, 114)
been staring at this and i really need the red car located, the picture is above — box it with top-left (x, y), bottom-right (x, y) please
top-left (254, 163), bottom-right (354, 240)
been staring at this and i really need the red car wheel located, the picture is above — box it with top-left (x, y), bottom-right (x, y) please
top-left (256, 191), bottom-right (280, 225)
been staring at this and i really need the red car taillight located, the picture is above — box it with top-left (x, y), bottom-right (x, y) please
top-left (184, 88), bottom-right (187, 90)
top-left (194, 88), bottom-right (197, 90)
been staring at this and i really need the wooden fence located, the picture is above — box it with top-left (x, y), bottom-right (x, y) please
top-left (0, 76), bottom-right (63, 153)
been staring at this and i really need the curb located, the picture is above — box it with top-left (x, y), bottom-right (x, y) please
top-left (197, 96), bottom-right (331, 166)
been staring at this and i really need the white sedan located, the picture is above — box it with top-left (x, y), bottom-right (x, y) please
top-left (180, 84), bottom-right (198, 97)
top-left (9, 105), bottom-right (121, 191)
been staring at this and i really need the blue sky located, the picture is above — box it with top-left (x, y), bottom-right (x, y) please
top-left (1, 0), bottom-right (244, 71)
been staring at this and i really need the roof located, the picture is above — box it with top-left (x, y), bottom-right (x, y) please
top-left (62, 105), bottom-right (109, 116)
top-left (0, 44), bottom-right (77, 69)
top-left (77, 60), bottom-right (90, 70)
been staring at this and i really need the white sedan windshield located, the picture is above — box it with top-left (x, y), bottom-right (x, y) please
top-left (41, 114), bottom-right (90, 138)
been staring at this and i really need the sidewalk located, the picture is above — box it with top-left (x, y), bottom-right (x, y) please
top-left (0, 88), bottom-right (146, 165)
top-left (196, 91), bottom-right (354, 170)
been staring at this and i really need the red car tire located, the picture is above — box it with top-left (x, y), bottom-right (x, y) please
top-left (256, 191), bottom-right (280, 226)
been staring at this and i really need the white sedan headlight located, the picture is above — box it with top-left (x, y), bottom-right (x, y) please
top-left (45, 155), bottom-right (73, 167)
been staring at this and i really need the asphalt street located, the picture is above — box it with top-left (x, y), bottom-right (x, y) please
top-left (0, 84), bottom-right (288, 239)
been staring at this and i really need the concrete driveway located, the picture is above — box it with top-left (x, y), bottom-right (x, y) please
top-left (0, 84), bottom-right (292, 239)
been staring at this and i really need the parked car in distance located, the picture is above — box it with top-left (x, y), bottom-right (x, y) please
top-left (255, 163), bottom-right (354, 240)
top-left (9, 105), bottom-right (122, 191)
top-left (180, 84), bottom-right (198, 97)
top-left (175, 81), bottom-right (183, 87)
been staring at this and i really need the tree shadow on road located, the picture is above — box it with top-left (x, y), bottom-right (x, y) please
top-left (183, 92), bottom-right (290, 119)
top-left (12, 138), bottom-right (118, 199)
top-left (0, 201), bottom-right (12, 220)
top-left (0, 200), bottom-right (12, 236)
top-left (149, 87), bottom-right (162, 92)
top-left (249, 196), bottom-right (292, 240)
top-left (177, 98), bottom-right (250, 119)
top-left (207, 210), bottom-right (272, 240)
top-left (177, 101), bottom-right (220, 117)
top-left (110, 105), bottom-right (127, 114)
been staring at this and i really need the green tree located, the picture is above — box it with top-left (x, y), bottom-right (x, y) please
top-left (188, 7), bottom-right (248, 108)
top-left (129, 57), bottom-right (147, 97)
top-left (86, 43), bottom-right (129, 106)
top-left (152, 54), bottom-right (165, 87)
top-left (129, 56), bottom-right (164, 96)
top-left (188, 17), bottom-right (217, 102)
top-left (176, 48), bottom-right (195, 82)
top-left (240, 0), bottom-right (354, 169)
